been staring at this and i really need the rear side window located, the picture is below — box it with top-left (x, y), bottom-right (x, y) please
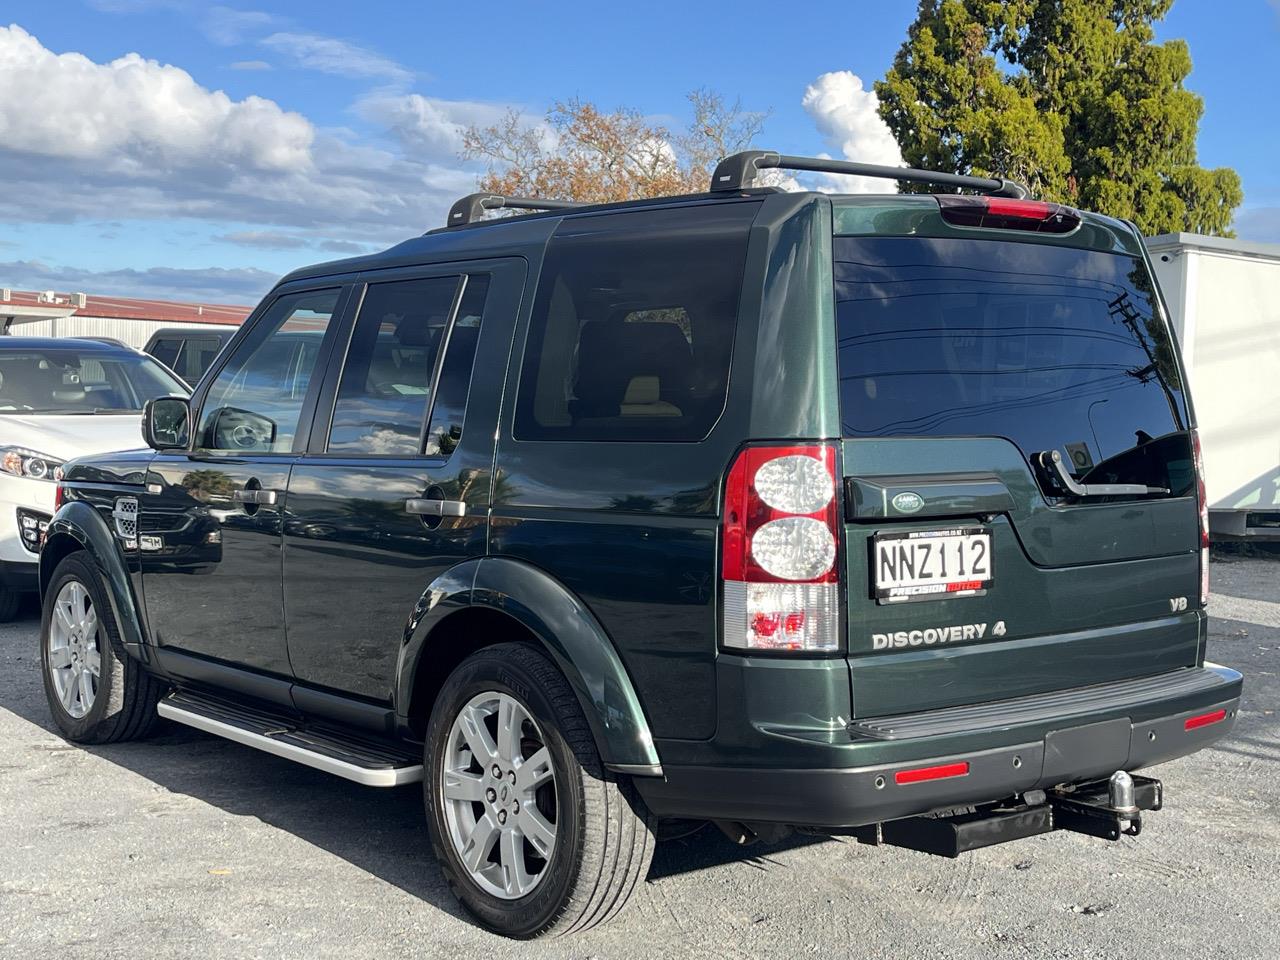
top-left (515, 202), bottom-right (757, 442)
top-left (327, 276), bottom-right (460, 455)
top-left (834, 237), bottom-right (1192, 494)
top-left (425, 276), bottom-right (489, 456)
top-left (149, 338), bottom-right (182, 369)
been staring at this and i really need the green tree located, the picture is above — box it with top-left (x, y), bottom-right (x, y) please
top-left (876, 0), bottom-right (1242, 235)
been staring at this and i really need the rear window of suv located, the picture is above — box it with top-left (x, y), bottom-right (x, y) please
top-left (834, 236), bottom-right (1193, 495)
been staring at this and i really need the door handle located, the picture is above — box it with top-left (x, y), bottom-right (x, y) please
top-left (233, 489), bottom-right (278, 506)
top-left (405, 498), bottom-right (466, 518)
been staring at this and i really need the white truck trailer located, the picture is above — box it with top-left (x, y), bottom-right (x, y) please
top-left (1148, 232), bottom-right (1280, 539)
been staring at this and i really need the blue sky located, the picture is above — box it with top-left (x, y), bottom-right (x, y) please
top-left (1, 0), bottom-right (1277, 304)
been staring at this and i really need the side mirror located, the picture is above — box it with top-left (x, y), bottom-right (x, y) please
top-left (143, 396), bottom-right (191, 451)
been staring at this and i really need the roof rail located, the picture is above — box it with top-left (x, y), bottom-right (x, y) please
top-left (446, 193), bottom-right (581, 227)
top-left (709, 150), bottom-right (1029, 200)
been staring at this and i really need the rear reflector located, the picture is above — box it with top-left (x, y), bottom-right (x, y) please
top-left (937, 195), bottom-right (1081, 234)
top-left (894, 761), bottom-right (970, 785)
top-left (1184, 708), bottom-right (1227, 731)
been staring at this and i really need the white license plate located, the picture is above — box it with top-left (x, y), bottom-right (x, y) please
top-left (873, 527), bottom-right (993, 603)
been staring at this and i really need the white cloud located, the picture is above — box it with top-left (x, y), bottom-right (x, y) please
top-left (260, 32), bottom-right (411, 83)
top-left (0, 259), bottom-right (276, 304)
top-left (801, 71), bottom-right (904, 193)
top-left (0, 24), bottom-right (313, 173)
top-left (0, 26), bottom-right (480, 244)
top-left (357, 93), bottom-right (512, 159)
top-left (203, 7), bottom-right (275, 46)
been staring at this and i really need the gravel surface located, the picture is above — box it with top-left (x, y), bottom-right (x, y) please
top-left (1, 557), bottom-right (1276, 960)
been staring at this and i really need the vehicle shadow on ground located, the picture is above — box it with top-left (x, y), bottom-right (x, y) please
top-left (0, 622), bottom-right (829, 927)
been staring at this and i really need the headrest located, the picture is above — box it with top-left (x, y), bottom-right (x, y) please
top-left (622, 376), bottom-right (660, 404)
top-left (575, 321), bottom-right (693, 408)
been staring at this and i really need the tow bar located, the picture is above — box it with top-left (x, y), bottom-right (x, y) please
top-left (851, 771), bottom-right (1164, 858)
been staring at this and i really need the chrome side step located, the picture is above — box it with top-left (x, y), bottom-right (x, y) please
top-left (158, 691), bottom-right (423, 788)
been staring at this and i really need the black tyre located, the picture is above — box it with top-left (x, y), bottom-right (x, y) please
top-left (425, 643), bottom-right (655, 939)
top-left (0, 584), bottom-right (20, 623)
top-left (40, 552), bottom-right (165, 744)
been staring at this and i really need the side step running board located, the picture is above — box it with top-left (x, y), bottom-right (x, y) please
top-left (158, 690), bottom-right (424, 788)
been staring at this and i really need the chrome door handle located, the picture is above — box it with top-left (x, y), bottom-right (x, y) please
top-left (405, 498), bottom-right (466, 518)
top-left (233, 489), bottom-right (278, 506)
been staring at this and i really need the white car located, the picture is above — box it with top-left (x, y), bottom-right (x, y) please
top-left (0, 337), bottom-right (189, 619)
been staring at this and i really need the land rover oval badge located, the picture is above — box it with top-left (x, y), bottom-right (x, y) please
top-left (892, 491), bottom-right (924, 515)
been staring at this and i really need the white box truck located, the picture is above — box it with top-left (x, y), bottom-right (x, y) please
top-left (1148, 232), bottom-right (1280, 539)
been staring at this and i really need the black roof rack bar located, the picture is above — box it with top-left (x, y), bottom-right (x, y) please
top-left (446, 193), bottom-right (581, 227)
top-left (709, 150), bottom-right (1029, 200)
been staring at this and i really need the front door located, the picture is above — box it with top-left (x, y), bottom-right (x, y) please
top-left (283, 261), bottom-right (521, 704)
top-left (141, 286), bottom-right (346, 680)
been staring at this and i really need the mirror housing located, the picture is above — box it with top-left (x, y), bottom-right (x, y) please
top-left (143, 396), bottom-right (191, 451)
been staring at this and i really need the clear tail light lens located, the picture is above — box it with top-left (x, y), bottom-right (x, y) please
top-left (1193, 429), bottom-right (1209, 606)
top-left (722, 444), bottom-right (841, 652)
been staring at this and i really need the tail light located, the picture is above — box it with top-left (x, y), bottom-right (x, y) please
top-left (722, 444), bottom-right (841, 652)
top-left (1193, 429), bottom-right (1209, 606)
top-left (937, 195), bottom-right (1081, 234)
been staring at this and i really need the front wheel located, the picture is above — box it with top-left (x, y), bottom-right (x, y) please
top-left (40, 552), bottom-right (165, 743)
top-left (425, 643), bottom-right (655, 939)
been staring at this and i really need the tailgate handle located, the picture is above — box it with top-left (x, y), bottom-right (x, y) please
top-left (846, 474), bottom-right (1014, 522)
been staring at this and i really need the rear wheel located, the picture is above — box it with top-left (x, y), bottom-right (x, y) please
top-left (40, 552), bottom-right (165, 743)
top-left (425, 643), bottom-right (655, 938)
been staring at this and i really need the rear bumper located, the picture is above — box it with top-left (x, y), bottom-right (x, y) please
top-left (636, 664), bottom-right (1242, 828)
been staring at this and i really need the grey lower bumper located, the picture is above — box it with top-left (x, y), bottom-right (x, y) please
top-left (637, 666), bottom-right (1242, 828)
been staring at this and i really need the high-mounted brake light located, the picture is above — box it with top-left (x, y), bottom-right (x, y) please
top-left (1192, 429), bottom-right (1209, 606)
top-left (937, 195), bottom-right (1081, 234)
top-left (722, 445), bottom-right (841, 652)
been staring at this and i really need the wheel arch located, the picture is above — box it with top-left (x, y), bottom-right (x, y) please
top-left (41, 500), bottom-right (147, 656)
top-left (397, 557), bottom-right (661, 774)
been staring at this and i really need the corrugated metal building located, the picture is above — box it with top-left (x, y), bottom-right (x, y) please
top-left (0, 288), bottom-right (250, 349)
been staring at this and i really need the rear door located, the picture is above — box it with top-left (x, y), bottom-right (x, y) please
top-left (834, 226), bottom-right (1200, 717)
top-left (282, 261), bottom-right (521, 708)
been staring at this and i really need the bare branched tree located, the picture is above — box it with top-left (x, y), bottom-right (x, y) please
top-left (461, 90), bottom-right (771, 204)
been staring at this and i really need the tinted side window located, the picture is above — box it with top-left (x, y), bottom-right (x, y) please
top-left (515, 202), bottom-right (757, 442)
top-left (182, 336), bottom-right (225, 382)
top-left (425, 275), bottom-right (490, 456)
top-left (196, 290), bottom-right (339, 453)
top-left (327, 276), bottom-right (460, 455)
top-left (149, 338), bottom-right (182, 369)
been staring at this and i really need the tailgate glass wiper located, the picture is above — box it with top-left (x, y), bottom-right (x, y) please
top-left (1036, 449), bottom-right (1170, 498)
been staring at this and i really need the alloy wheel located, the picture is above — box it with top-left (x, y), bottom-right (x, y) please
top-left (47, 580), bottom-right (101, 720)
top-left (441, 691), bottom-right (558, 900)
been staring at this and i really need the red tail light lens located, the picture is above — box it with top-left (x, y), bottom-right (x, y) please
top-left (1184, 708), bottom-right (1226, 731)
top-left (1193, 429), bottom-right (1209, 606)
top-left (937, 195), bottom-right (1081, 234)
top-left (722, 444), bottom-right (841, 652)
top-left (894, 761), bottom-right (970, 785)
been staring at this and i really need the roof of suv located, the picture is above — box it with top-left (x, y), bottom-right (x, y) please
top-left (0, 336), bottom-right (144, 354)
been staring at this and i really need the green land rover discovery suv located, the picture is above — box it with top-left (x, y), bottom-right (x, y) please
top-left (38, 151), bottom-right (1241, 939)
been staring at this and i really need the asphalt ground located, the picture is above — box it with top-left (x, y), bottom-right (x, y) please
top-left (1, 554), bottom-right (1277, 960)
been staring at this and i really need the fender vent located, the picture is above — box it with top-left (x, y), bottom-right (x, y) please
top-left (112, 497), bottom-right (138, 542)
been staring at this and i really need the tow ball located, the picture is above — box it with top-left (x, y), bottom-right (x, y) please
top-left (848, 770), bottom-right (1164, 857)
top-left (1049, 770), bottom-right (1162, 840)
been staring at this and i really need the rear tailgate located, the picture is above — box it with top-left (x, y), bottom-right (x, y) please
top-left (833, 222), bottom-right (1202, 718)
